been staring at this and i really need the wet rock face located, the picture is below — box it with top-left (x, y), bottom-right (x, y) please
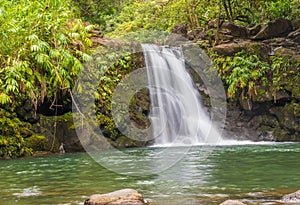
top-left (221, 98), bottom-right (300, 142)
top-left (33, 113), bottom-right (84, 152)
top-left (84, 189), bottom-right (149, 205)
top-left (281, 190), bottom-right (300, 203)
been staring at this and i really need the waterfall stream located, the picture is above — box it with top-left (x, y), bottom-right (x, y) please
top-left (142, 44), bottom-right (222, 146)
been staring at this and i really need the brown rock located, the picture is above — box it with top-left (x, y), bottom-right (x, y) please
top-left (220, 200), bottom-right (246, 205)
top-left (213, 40), bottom-right (251, 56)
top-left (274, 47), bottom-right (298, 58)
top-left (218, 34), bottom-right (234, 43)
top-left (213, 43), bottom-right (242, 55)
top-left (248, 24), bottom-right (261, 36)
top-left (84, 189), bottom-right (148, 205)
top-left (281, 190), bottom-right (300, 203)
top-left (165, 33), bottom-right (189, 46)
top-left (187, 28), bottom-right (206, 40)
top-left (263, 37), bottom-right (287, 47)
top-left (220, 22), bottom-right (248, 38)
top-left (208, 19), bottom-right (219, 29)
top-left (292, 18), bottom-right (300, 30)
top-left (171, 24), bottom-right (188, 37)
top-left (253, 18), bottom-right (292, 40)
top-left (288, 28), bottom-right (300, 43)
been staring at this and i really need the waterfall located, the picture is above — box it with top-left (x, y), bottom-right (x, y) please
top-left (142, 44), bottom-right (221, 146)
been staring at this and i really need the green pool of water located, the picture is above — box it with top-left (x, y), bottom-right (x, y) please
top-left (1, 143), bottom-right (300, 205)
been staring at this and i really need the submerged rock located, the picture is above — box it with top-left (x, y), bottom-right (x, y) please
top-left (220, 200), bottom-right (246, 205)
top-left (281, 190), bottom-right (300, 203)
top-left (84, 189), bottom-right (148, 205)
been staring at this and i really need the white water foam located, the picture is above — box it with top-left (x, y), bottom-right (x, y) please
top-left (12, 186), bottom-right (41, 197)
top-left (150, 140), bottom-right (294, 147)
top-left (142, 44), bottom-right (222, 146)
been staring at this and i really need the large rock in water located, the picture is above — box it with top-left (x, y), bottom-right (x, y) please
top-left (84, 189), bottom-right (148, 205)
top-left (281, 190), bottom-right (300, 203)
top-left (220, 200), bottom-right (246, 205)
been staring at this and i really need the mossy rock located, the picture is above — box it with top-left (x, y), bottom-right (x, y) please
top-left (111, 136), bottom-right (146, 148)
top-left (273, 127), bottom-right (291, 141)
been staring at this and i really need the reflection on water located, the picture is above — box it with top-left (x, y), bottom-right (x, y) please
top-left (0, 143), bottom-right (300, 205)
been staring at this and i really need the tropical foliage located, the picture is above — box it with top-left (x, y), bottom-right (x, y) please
top-left (0, 0), bottom-right (94, 157)
top-left (211, 50), bottom-right (269, 98)
top-left (93, 46), bottom-right (144, 143)
top-left (107, 0), bottom-right (300, 37)
top-left (0, 109), bottom-right (33, 157)
top-left (211, 50), bottom-right (300, 104)
top-left (0, 0), bottom-right (93, 109)
top-left (73, 0), bottom-right (122, 27)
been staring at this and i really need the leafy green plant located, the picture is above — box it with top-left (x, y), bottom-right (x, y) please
top-left (271, 55), bottom-right (300, 100)
top-left (263, 0), bottom-right (298, 21)
top-left (73, 0), bottom-right (122, 28)
top-left (0, 0), bottom-right (93, 110)
top-left (25, 135), bottom-right (48, 151)
top-left (89, 45), bottom-right (146, 143)
top-left (0, 109), bottom-right (33, 158)
top-left (212, 50), bottom-right (270, 99)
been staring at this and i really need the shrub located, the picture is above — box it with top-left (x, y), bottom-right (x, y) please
top-left (25, 135), bottom-right (48, 151)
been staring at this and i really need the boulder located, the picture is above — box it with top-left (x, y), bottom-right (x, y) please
top-left (165, 33), bottom-right (189, 46)
top-left (253, 18), bottom-right (292, 40)
top-left (248, 24), bottom-right (261, 36)
top-left (292, 18), bottom-right (300, 30)
top-left (207, 19), bottom-right (219, 29)
top-left (218, 34), bottom-right (235, 43)
top-left (220, 200), bottom-right (246, 205)
top-left (274, 47), bottom-right (298, 58)
top-left (212, 40), bottom-right (251, 56)
top-left (288, 28), bottom-right (300, 43)
top-left (220, 22), bottom-right (248, 38)
top-left (84, 189), bottom-right (148, 205)
top-left (171, 24), bottom-right (188, 37)
top-left (281, 190), bottom-right (300, 203)
top-left (187, 28), bottom-right (206, 40)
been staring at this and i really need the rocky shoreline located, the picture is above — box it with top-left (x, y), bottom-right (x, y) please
top-left (84, 189), bottom-right (300, 205)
